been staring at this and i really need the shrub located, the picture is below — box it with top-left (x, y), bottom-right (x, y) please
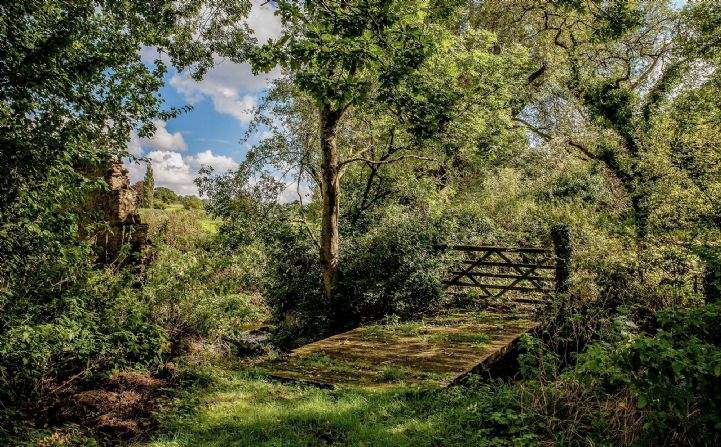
top-left (338, 211), bottom-right (447, 324)
top-left (261, 209), bottom-right (448, 345)
top-left (179, 195), bottom-right (205, 210)
top-left (142, 244), bottom-right (265, 354)
top-left (577, 302), bottom-right (721, 445)
top-left (140, 208), bottom-right (215, 251)
top-left (262, 222), bottom-right (327, 348)
top-left (0, 266), bottom-right (167, 408)
top-left (141, 207), bottom-right (266, 354)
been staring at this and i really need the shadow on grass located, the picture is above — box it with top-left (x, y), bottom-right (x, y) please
top-left (140, 368), bottom-right (539, 447)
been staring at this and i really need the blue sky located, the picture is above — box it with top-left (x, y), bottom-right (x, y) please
top-left (125, 1), bottom-right (282, 196)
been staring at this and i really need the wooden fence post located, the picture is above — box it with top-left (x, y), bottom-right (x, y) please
top-left (551, 224), bottom-right (572, 294)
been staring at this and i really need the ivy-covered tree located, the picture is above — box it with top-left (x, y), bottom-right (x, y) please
top-left (468, 0), bottom-right (721, 298)
top-left (473, 0), bottom-right (721, 239)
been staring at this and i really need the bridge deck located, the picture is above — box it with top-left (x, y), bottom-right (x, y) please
top-left (267, 309), bottom-right (538, 387)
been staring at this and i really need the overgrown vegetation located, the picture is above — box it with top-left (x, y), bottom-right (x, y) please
top-left (2, 0), bottom-right (721, 445)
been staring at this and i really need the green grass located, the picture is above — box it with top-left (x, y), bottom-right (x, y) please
top-left (381, 366), bottom-right (410, 381)
top-left (137, 366), bottom-right (539, 447)
top-left (139, 207), bottom-right (221, 241)
top-left (357, 320), bottom-right (488, 347)
top-left (198, 217), bottom-right (219, 234)
top-left (164, 203), bottom-right (185, 211)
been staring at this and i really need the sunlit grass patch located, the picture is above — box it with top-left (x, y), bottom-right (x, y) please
top-left (392, 321), bottom-right (430, 337)
top-left (198, 217), bottom-right (219, 234)
top-left (358, 321), bottom-right (431, 341)
top-left (164, 203), bottom-right (184, 211)
top-left (138, 365), bottom-right (536, 447)
top-left (358, 317), bottom-right (491, 347)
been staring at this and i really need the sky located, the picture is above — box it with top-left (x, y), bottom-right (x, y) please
top-left (125, 1), bottom-right (283, 197)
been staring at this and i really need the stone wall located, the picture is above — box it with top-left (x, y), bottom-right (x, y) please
top-left (85, 162), bottom-right (148, 265)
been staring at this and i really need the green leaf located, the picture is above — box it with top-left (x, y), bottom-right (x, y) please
top-left (637, 395), bottom-right (648, 409)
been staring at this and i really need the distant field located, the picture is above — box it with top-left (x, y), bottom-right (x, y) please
top-left (139, 206), bottom-right (220, 238)
top-left (163, 203), bottom-right (184, 211)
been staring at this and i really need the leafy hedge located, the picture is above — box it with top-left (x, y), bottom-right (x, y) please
top-left (577, 302), bottom-right (721, 444)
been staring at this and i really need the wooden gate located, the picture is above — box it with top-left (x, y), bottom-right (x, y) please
top-left (438, 245), bottom-right (559, 302)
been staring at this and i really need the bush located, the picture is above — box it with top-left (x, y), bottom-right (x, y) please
top-left (261, 209), bottom-right (449, 345)
top-left (338, 211), bottom-right (447, 324)
top-left (262, 222), bottom-right (327, 348)
top-left (141, 207), bottom-right (266, 354)
top-left (0, 172), bottom-right (167, 414)
top-left (0, 265), bottom-right (167, 408)
top-left (576, 302), bottom-right (721, 445)
top-left (179, 195), bottom-right (205, 210)
top-left (142, 244), bottom-right (265, 355)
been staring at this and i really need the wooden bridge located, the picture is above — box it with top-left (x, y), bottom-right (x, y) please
top-left (268, 232), bottom-right (572, 388)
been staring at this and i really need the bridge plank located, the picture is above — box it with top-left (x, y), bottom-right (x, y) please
top-left (266, 310), bottom-right (538, 388)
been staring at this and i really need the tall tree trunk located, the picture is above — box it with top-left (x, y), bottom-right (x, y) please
top-left (319, 106), bottom-right (342, 314)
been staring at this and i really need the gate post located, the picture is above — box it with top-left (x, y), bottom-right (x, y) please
top-left (703, 258), bottom-right (720, 303)
top-left (551, 224), bottom-right (572, 294)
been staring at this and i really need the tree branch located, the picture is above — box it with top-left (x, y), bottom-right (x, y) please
top-left (513, 116), bottom-right (598, 161)
top-left (339, 154), bottom-right (433, 169)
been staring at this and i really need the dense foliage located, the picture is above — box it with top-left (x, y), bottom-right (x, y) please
top-left (2, 0), bottom-right (721, 445)
top-left (0, 0), bottom-right (253, 436)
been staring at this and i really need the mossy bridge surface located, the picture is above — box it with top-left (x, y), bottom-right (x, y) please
top-left (266, 309), bottom-right (540, 388)
top-left (267, 243), bottom-right (566, 388)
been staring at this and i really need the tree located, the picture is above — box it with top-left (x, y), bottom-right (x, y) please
top-left (140, 164), bottom-right (155, 208)
top-left (236, 0), bottom-right (463, 310)
top-left (0, 0), bottom-right (253, 407)
top-left (154, 187), bottom-right (180, 206)
top-left (472, 0), bottom-right (721, 242)
top-left (180, 195), bottom-right (204, 210)
top-left (199, 1), bottom-right (530, 320)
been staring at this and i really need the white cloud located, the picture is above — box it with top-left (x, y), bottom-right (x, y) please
top-left (278, 182), bottom-right (313, 204)
top-left (146, 150), bottom-right (198, 196)
top-left (188, 149), bottom-right (239, 172)
top-left (171, 61), bottom-right (279, 124)
top-left (143, 119), bottom-right (188, 152)
top-left (125, 148), bottom-right (239, 197)
top-left (127, 119), bottom-right (188, 156)
top-left (169, 1), bottom-right (283, 123)
top-left (126, 148), bottom-right (316, 202)
top-left (127, 132), bottom-right (143, 157)
top-left (125, 158), bottom-right (146, 184)
top-left (247, 0), bottom-right (283, 44)
top-left (139, 46), bottom-right (168, 66)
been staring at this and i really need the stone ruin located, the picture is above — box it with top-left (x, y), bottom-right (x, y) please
top-left (84, 161), bottom-right (148, 265)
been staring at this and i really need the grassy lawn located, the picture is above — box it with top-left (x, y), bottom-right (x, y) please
top-left (137, 366), bottom-right (534, 447)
